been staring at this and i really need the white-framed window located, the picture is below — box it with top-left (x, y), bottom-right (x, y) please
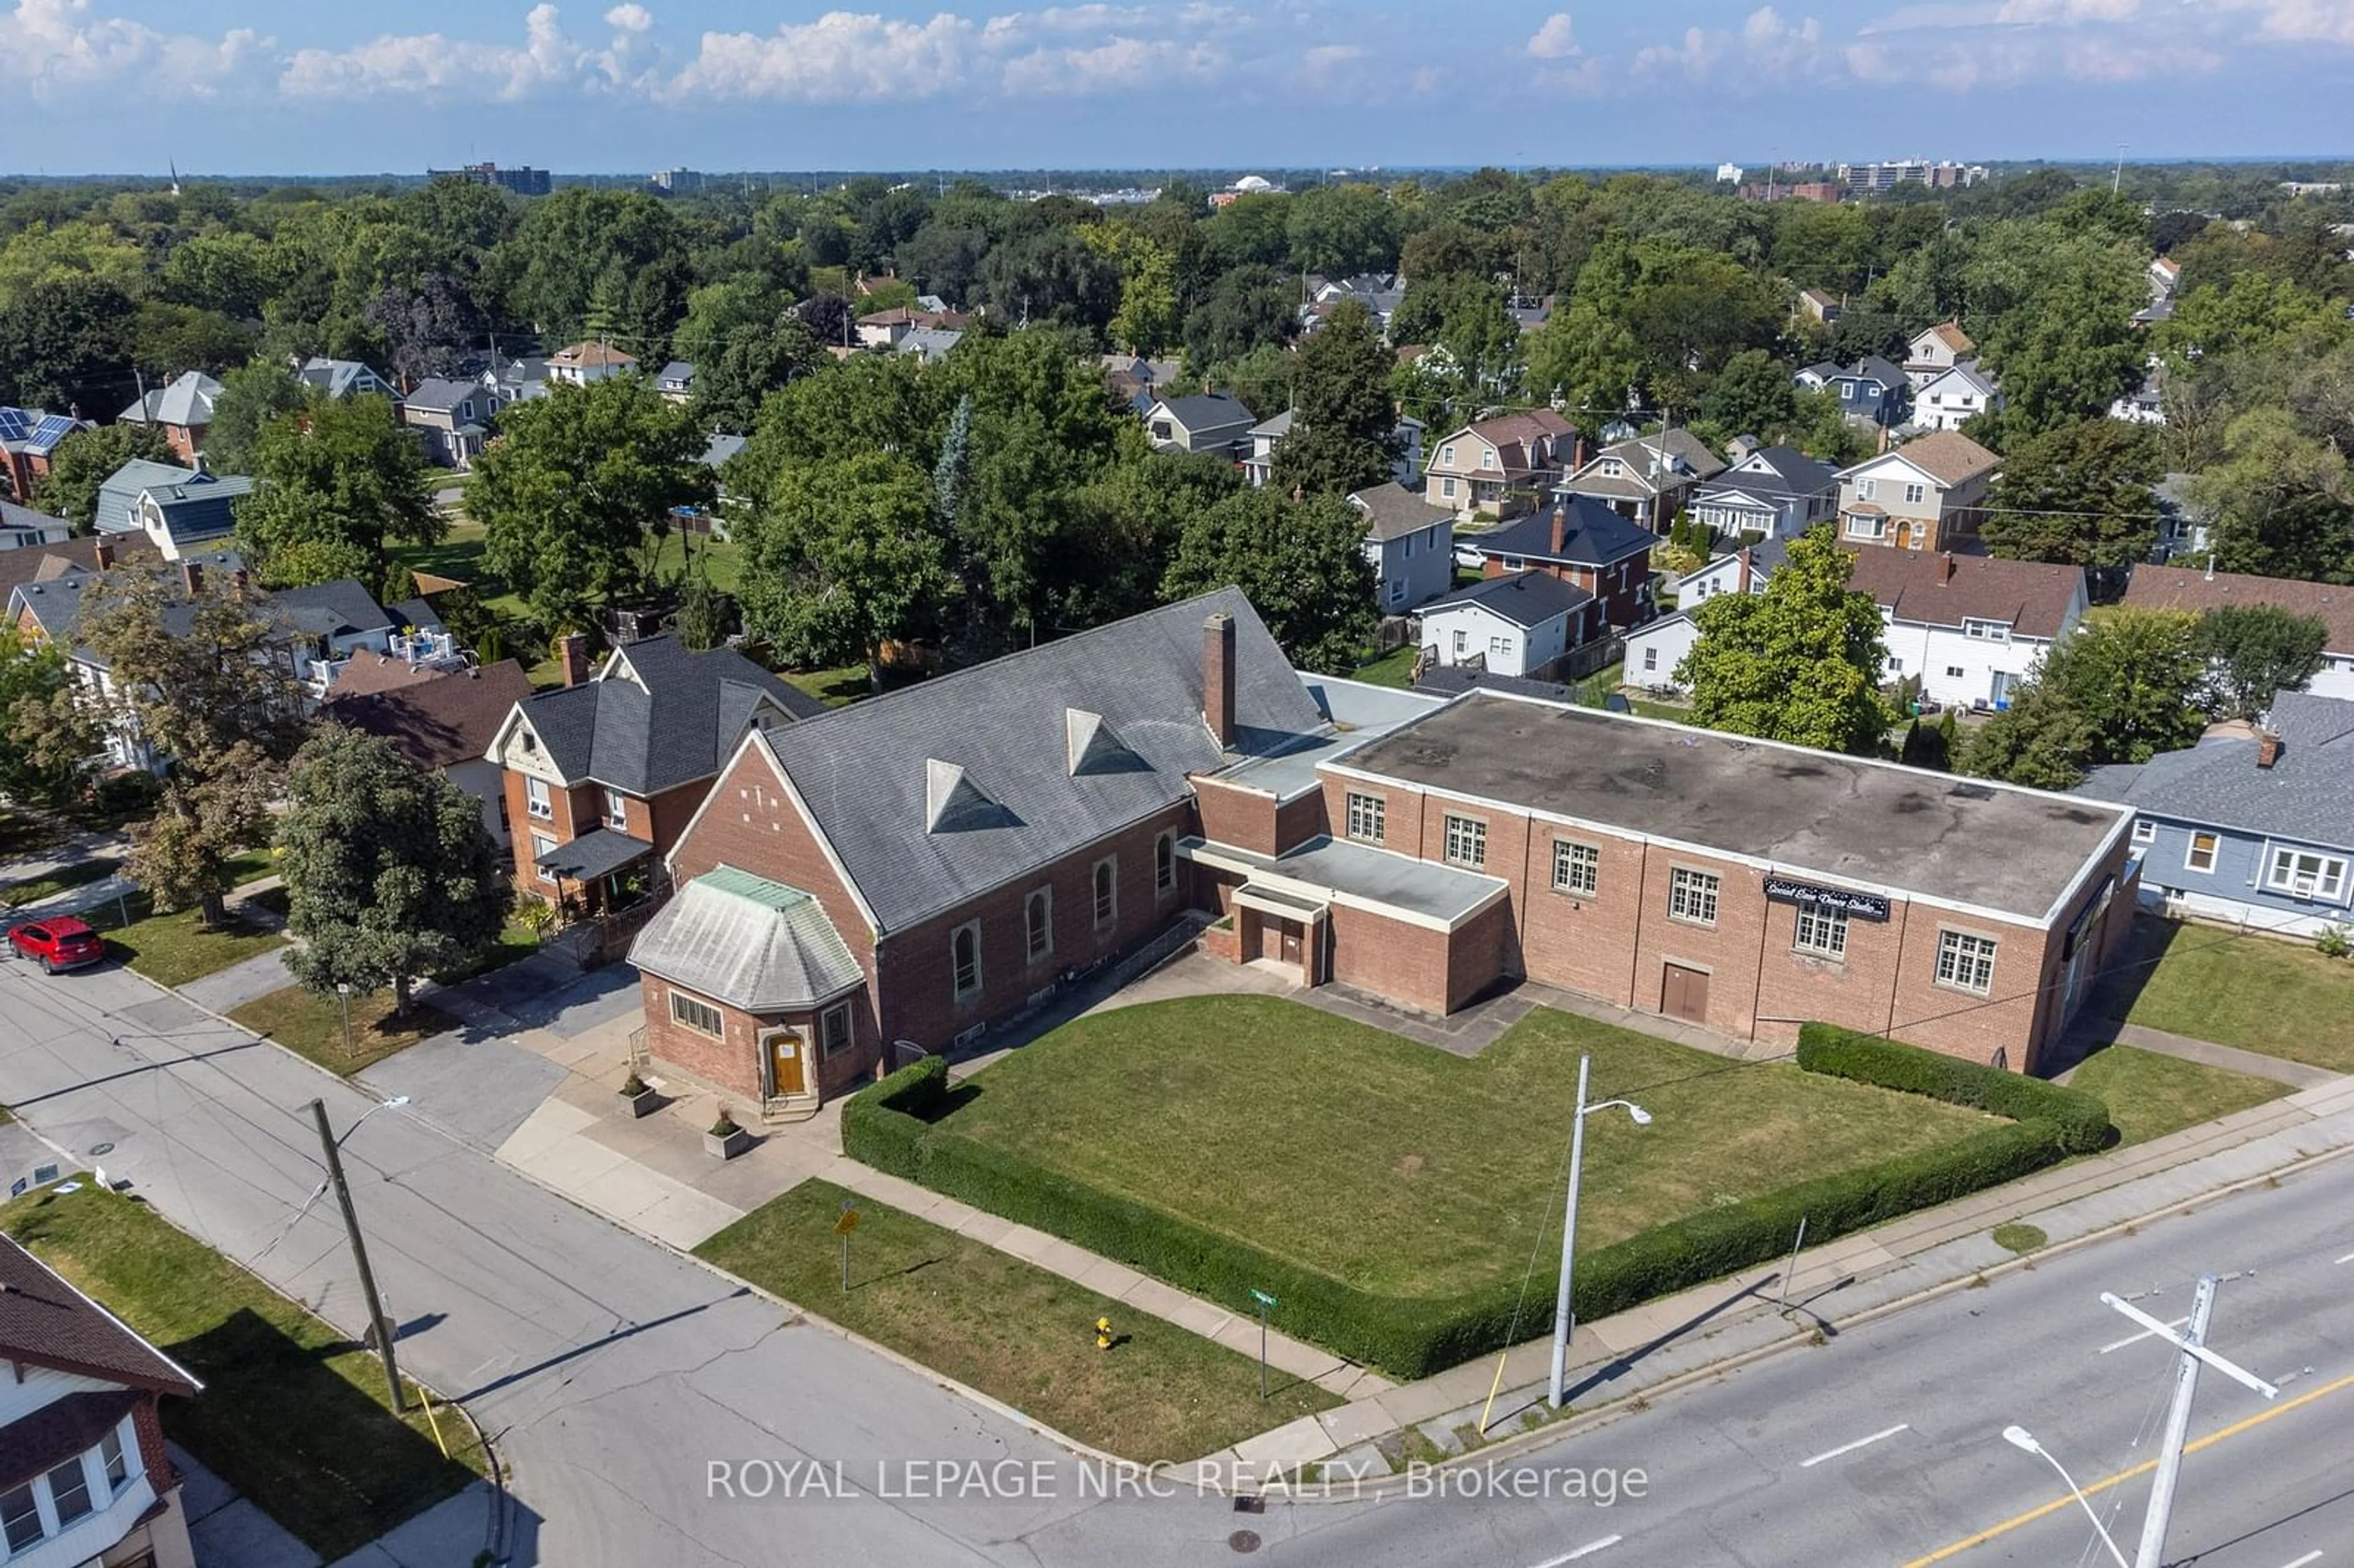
top-left (2131, 818), bottom-right (2157, 845)
top-left (2265, 847), bottom-right (2348, 900)
top-left (1154, 831), bottom-right (1178, 894)
top-left (1150, 420), bottom-right (1172, 441)
top-left (1442, 476), bottom-right (1458, 498)
top-left (1858, 478), bottom-right (1877, 500)
top-left (1642, 647), bottom-right (1658, 671)
top-left (1794, 904), bottom-right (1848, 959)
top-left (1945, 664), bottom-right (1965, 679)
top-left (1452, 629), bottom-right (1468, 656)
top-left (2185, 832), bottom-right (2219, 873)
top-left (1, 1479), bottom-right (42, 1554)
top-left (1935, 929), bottom-right (1998, 995)
top-left (604, 787), bottom-right (629, 829)
top-left (1501, 555), bottom-right (1526, 570)
top-left (1488, 634), bottom-right (1515, 660)
top-left (1846, 514), bottom-right (1886, 539)
top-left (97, 1430), bottom-right (126, 1494)
top-left (1441, 443), bottom-right (1457, 467)
top-left (669, 991), bottom-right (724, 1037)
top-left (1443, 813), bottom-right (1487, 869)
top-left (1480, 448), bottom-right (1496, 470)
top-left (1903, 482), bottom-right (1926, 504)
top-left (1669, 866), bottom-right (1720, 926)
top-left (1599, 457), bottom-right (1625, 476)
top-left (1092, 856), bottom-right (1118, 928)
top-left (1961, 618), bottom-right (2010, 642)
top-left (951, 921), bottom-right (981, 998)
top-left (525, 775), bottom-right (552, 819)
top-left (1345, 792), bottom-right (1385, 843)
top-left (530, 830), bottom-right (558, 885)
top-left (1553, 839), bottom-right (1599, 896)
top-left (820, 1001), bottom-right (853, 1059)
top-left (1025, 888), bottom-right (1053, 962)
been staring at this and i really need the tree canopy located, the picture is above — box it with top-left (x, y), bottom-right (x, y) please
top-left (1675, 527), bottom-right (1892, 753)
top-left (1962, 608), bottom-right (2208, 788)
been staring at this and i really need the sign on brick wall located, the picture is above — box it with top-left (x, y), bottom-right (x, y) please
top-left (1762, 875), bottom-right (1891, 921)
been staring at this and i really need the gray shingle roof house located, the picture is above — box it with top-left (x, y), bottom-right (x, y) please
top-left (92, 460), bottom-right (252, 559)
top-left (2078, 693), bottom-right (2354, 935)
top-left (1423, 569), bottom-right (1591, 628)
top-left (1143, 393), bottom-right (1256, 459)
top-left (1471, 494), bottom-right (1656, 571)
top-left (118, 370), bottom-right (219, 432)
top-left (1689, 445), bottom-right (1840, 539)
top-left (297, 357), bottom-right (395, 400)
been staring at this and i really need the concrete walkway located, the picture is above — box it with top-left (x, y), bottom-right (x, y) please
top-left (177, 946), bottom-right (298, 1014)
top-left (2068, 1014), bottom-right (2341, 1090)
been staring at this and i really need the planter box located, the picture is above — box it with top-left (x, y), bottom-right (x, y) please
top-left (623, 1087), bottom-right (661, 1119)
top-left (704, 1126), bottom-right (752, 1160)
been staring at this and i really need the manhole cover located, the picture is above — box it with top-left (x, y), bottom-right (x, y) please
top-left (1228, 1530), bottom-right (1262, 1554)
top-left (89, 1142), bottom-right (115, 1157)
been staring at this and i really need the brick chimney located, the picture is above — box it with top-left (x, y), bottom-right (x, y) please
top-left (1938, 550), bottom-right (1955, 584)
top-left (179, 560), bottom-right (202, 596)
top-left (558, 631), bottom-right (592, 688)
top-left (2257, 730), bottom-right (2281, 769)
top-left (1203, 611), bottom-right (1237, 747)
top-left (91, 537), bottom-right (115, 571)
top-left (1549, 504), bottom-right (1569, 557)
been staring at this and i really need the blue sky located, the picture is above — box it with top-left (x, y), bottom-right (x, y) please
top-left (7, 1), bottom-right (2352, 175)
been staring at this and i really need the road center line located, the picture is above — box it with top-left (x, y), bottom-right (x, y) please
top-left (1800, 1423), bottom-right (1910, 1468)
top-left (2276, 1553), bottom-right (2320, 1568)
top-left (1528, 1537), bottom-right (1621, 1567)
top-left (2099, 1314), bottom-right (2189, 1354)
top-left (2334, 1252), bottom-right (2354, 1265)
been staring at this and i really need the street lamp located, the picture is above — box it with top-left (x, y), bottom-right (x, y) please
top-left (1548, 1054), bottom-right (1653, 1407)
top-left (338, 1095), bottom-right (411, 1148)
top-left (2000, 1425), bottom-right (2130, 1568)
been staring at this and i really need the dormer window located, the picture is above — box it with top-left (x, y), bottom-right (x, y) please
top-left (1599, 458), bottom-right (1623, 477)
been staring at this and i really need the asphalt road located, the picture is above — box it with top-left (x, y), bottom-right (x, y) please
top-left (1, 949), bottom-right (2348, 1568)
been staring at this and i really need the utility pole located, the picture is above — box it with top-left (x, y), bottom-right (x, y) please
top-left (308, 1099), bottom-right (406, 1412)
top-left (2114, 143), bottom-right (2128, 195)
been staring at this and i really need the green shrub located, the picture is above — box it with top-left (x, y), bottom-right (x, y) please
top-left (837, 1028), bottom-right (2097, 1378)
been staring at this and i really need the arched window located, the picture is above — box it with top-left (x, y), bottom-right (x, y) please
top-left (1093, 858), bottom-right (1117, 928)
top-left (950, 923), bottom-right (980, 998)
top-left (1025, 889), bottom-right (1053, 962)
top-left (1154, 832), bottom-right (1176, 894)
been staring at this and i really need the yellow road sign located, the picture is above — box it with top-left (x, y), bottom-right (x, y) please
top-left (835, 1208), bottom-right (861, 1235)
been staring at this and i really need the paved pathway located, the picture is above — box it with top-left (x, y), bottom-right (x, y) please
top-left (2068, 1013), bottom-right (2341, 1089)
top-left (177, 946), bottom-right (297, 1014)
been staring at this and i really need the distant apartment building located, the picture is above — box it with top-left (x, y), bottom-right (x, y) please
top-left (1838, 160), bottom-right (1987, 193)
top-left (429, 162), bottom-right (551, 196)
top-left (650, 168), bottom-right (706, 194)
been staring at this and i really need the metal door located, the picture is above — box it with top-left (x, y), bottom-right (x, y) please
top-left (1661, 963), bottom-right (1710, 1024)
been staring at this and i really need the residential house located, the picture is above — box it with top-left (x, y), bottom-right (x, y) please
top-left (1103, 356), bottom-right (1184, 416)
top-left (297, 357), bottom-right (395, 400)
top-left (856, 307), bottom-right (966, 349)
top-left (2149, 476), bottom-right (2213, 561)
top-left (1798, 287), bottom-right (1843, 324)
top-left (1835, 430), bottom-right (2001, 552)
top-left (1845, 547), bottom-right (2086, 710)
top-left (0, 535), bottom-right (152, 602)
top-left (1240, 409), bottom-right (1293, 488)
top-left (1827, 356), bottom-right (1910, 427)
top-left (655, 361), bottom-right (696, 403)
top-left (1392, 413), bottom-right (1426, 488)
top-left (1902, 321), bottom-right (1976, 389)
top-left (1143, 394), bottom-right (1256, 460)
top-left (116, 372), bottom-right (221, 462)
top-left (546, 343), bottom-right (638, 387)
top-left (92, 460), bottom-right (252, 561)
top-left (2079, 694), bottom-right (2354, 935)
top-left (2121, 561), bottom-right (2354, 700)
top-left (1794, 361), bottom-right (1843, 393)
top-left (486, 634), bottom-right (827, 917)
top-left (1688, 447), bottom-right (1838, 539)
top-left (2110, 362), bottom-right (2168, 427)
top-left (0, 1233), bottom-right (202, 1568)
top-left (1466, 495), bottom-right (1656, 632)
top-left (625, 591), bottom-right (2133, 1105)
top-left (1419, 573), bottom-right (1588, 679)
top-left (895, 328), bottom-right (964, 363)
top-left (0, 497), bottom-right (70, 550)
top-left (1621, 540), bottom-right (1791, 693)
top-left (1349, 482), bottom-right (1456, 613)
top-left (482, 352), bottom-right (550, 408)
top-left (1912, 362), bottom-right (2001, 433)
top-left (1555, 428), bottom-right (1727, 533)
top-left (273, 579), bottom-right (406, 696)
top-left (327, 638), bottom-right (535, 846)
top-left (0, 406), bottom-right (90, 503)
top-left (1422, 410), bottom-right (1580, 520)
top-left (400, 378), bottom-right (495, 469)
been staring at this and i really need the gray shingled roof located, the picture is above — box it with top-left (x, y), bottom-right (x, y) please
top-left (1699, 446), bottom-right (1838, 504)
top-left (1471, 495), bottom-right (1656, 568)
top-left (1422, 569), bottom-right (1591, 628)
top-left (269, 579), bottom-right (397, 642)
top-left (755, 588), bottom-right (1323, 933)
top-left (628, 866), bottom-right (866, 1011)
top-left (1156, 392), bottom-right (1255, 432)
top-left (2077, 693), bottom-right (2354, 851)
top-left (512, 635), bottom-right (825, 796)
top-left (1349, 481), bottom-right (1453, 542)
top-left (402, 378), bottom-right (483, 416)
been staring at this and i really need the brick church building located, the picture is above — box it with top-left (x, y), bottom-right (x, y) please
top-left (629, 590), bottom-right (2138, 1116)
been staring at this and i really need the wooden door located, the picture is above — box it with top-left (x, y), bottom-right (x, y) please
top-left (1661, 963), bottom-right (1710, 1024)
top-left (766, 1029), bottom-right (806, 1097)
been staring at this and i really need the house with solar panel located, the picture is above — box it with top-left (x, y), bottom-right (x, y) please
top-left (92, 460), bottom-right (252, 561)
top-left (0, 406), bottom-right (92, 503)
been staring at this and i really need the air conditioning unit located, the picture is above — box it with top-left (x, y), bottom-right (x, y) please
top-left (2293, 877), bottom-right (2317, 900)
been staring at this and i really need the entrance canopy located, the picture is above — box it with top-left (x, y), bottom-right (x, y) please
top-left (535, 827), bottom-right (653, 883)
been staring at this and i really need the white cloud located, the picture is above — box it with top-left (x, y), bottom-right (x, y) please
top-left (667, 12), bottom-right (979, 102)
top-left (604, 3), bottom-right (653, 31)
top-left (0, 0), bottom-right (268, 101)
top-left (1526, 12), bottom-right (1579, 58)
top-left (2217, 0), bottom-right (2354, 44)
top-left (280, 3), bottom-right (660, 101)
top-left (1000, 33), bottom-right (1222, 94)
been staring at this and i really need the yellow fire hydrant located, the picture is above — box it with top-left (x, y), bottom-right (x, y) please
top-left (1095, 1315), bottom-right (1113, 1351)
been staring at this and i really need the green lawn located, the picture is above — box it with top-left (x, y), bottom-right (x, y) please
top-left (648, 528), bottom-right (745, 594)
top-left (938, 998), bottom-right (1995, 1298)
top-left (2109, 916), bottom-right (2354, 1073)
top-left (428, 916), bottom-right (541, 984)
top-left (221, 845), bottom-right (280, 889)
top-left (696, 1180), bottom-right (1336, 1463)
top-left (2066, 1044), bottom-right (2294, 1146)
top-left (1351, 645), bottom-right (1416, 688)
top-left (87, 894), bottom-right (289, 988)
top-left (0, 855), bottom-right (120, 908)
top-left (1, 1183), bottom-right (481, 1560)
top-left (230, 985), bottom-right (457, 1075)
top-left (782, 663), bottom-right (872, 707)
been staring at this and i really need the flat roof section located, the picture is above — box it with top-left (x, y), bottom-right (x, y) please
top-left (1335, 695), bottom-right (2128, 922)
top-left (1187, 834), bottom-right (1505, 927)
top-left (1215, 675), bottom-right (1450, 802)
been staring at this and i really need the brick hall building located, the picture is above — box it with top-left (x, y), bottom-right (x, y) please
top-left (627, 592), bottom-right (2137, 1114)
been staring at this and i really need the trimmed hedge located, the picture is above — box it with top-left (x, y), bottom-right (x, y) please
top-left (1795, 1024), bottom-right (2113, 1154)
top-left (841, 1027), bottom-right (2105, 1379)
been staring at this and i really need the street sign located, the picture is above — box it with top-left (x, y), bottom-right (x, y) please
top-left (836, 1207), bottom-right (861, 1235)
top-left (1249, 1289), bottom-right (1278, 1309)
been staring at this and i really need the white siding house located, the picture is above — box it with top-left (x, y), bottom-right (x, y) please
top-left (1845, 549), bottom-right (2087, 710)
top-left (1622, 611), bottom-right (1702, 691)
top-left (1418, 572), bottom-right (1588, 679)
top-left (1349, 483), bottom-right (1456, 612)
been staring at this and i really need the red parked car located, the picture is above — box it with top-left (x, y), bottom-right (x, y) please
top-left (9, 915), bottom-right (106, 973)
